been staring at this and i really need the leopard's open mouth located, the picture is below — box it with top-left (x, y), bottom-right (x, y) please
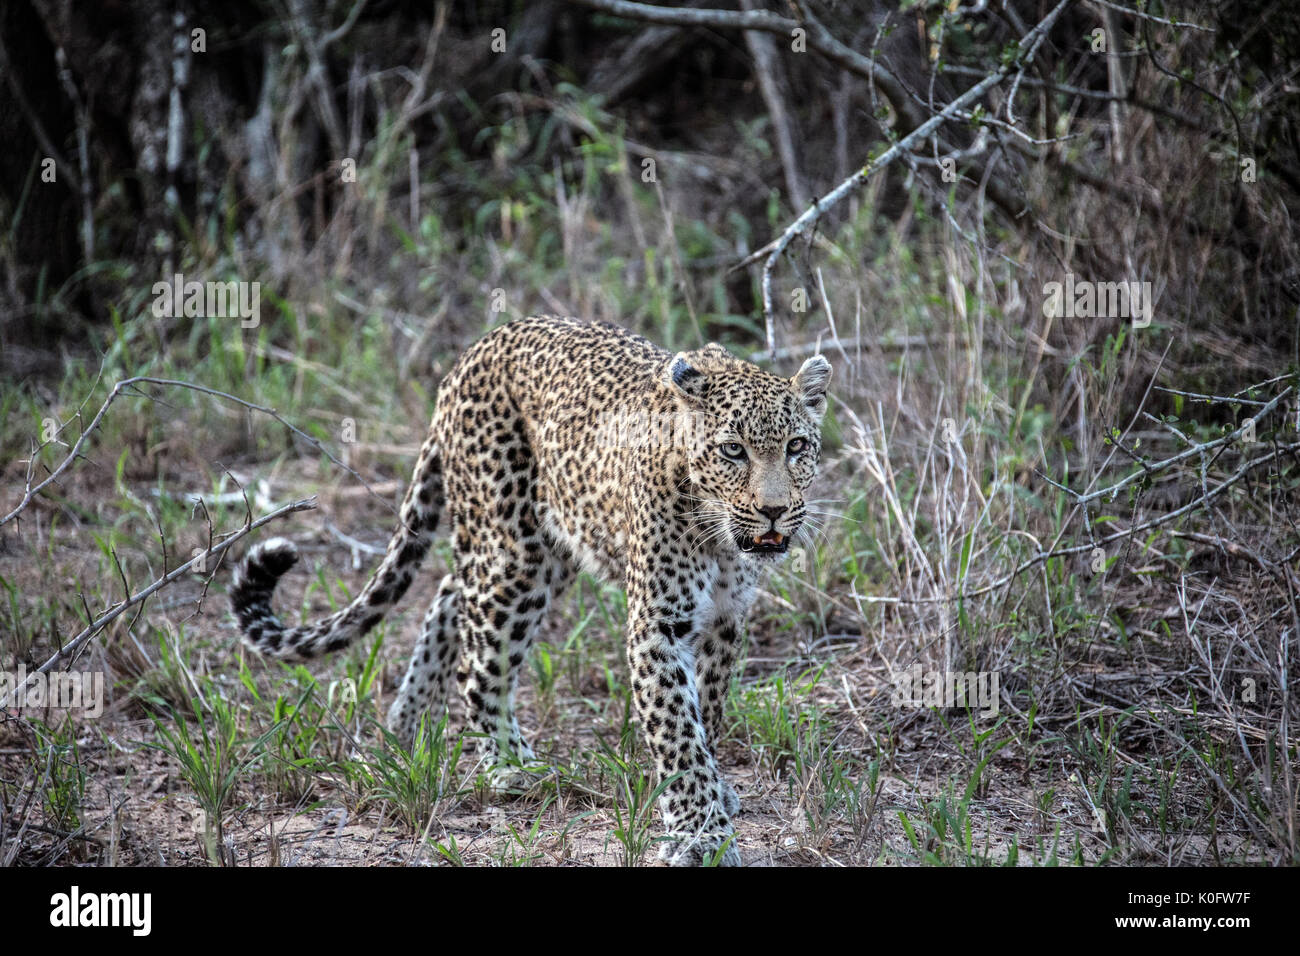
top-left (737, 530), bottom-right (788, 554)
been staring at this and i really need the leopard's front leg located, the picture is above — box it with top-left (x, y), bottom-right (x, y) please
top-left (696, 559), bottom-right (757, 819)
top-left (626, 592), bottom-right (740, 867)
top-left (695, 617), bottom-right (745, 819)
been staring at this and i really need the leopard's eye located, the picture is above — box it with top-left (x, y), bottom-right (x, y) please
top-left (787, 437), bottom-right (808, 456)
top-left (720, 442), bottom-right (747, 461)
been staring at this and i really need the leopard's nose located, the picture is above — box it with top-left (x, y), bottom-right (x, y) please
top-left (756, 505), bottom-right (787, 524)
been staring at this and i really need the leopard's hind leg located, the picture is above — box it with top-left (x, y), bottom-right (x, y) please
top-left (429, 368), bottom-right (574, 782)
top-left (386, 573), bottom-right (460, 748)
top-left (455, 539), bottom-right (572, 775)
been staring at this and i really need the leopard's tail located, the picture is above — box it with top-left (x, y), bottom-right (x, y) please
top-left (230, 441), bottom-right (445, 661)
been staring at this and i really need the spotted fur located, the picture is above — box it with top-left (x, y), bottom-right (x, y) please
top-left (230, 315), bottom-right (831, 866)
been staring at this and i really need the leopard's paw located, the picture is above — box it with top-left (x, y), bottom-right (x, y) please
top-left (657, 827), bottom-right (741, 867)
top-left (470, 740), bottom-right (550, 797)
top-left (719, 778), bottom-right (741, 818)
top-left (479, 761), bottom-right (549, 795)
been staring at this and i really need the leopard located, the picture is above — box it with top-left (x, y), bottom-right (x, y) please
top-left (230, 315), bottom-right (832, 866)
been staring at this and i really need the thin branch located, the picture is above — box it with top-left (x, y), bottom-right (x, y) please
top-left (1, 497), bottom-right (317, 710)
top-left (1090, 0), bottom-right (1214, 31)
top-left (1067, 386), bottom-right (1292, 506)
top-left (562, 0), bottom-right (928, 133)
top-left (321, 0), bottom-right (370, 49)
top-left (939, 63), bottom-right (1206, 131)
top-left (2, 376), bottom-right (398, 529)
top-left (1154, 385), bottom-right (1274, 407)
top-left (859, 440), bottom-right (1300, 606)
top-left (754, 0), bottom-right (1071, 358)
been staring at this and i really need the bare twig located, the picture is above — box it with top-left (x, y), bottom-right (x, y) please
top-left (3, 376), bottom-right (398, 530)
top-left (562, 0), bottom-right (924, 128)
top-left (0, 497), bottom-right (317, 710)
top-left (751, 0), bottom-right (1071, 358)
top-left (1069, 386), bottom-right (1292, 506)
top-left (856, 425), bottom-right (1300, 607)
top-left (1090, 0), bottom-right (1214, 31)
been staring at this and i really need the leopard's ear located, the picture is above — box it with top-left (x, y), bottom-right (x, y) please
top-left (662, 353), bottom-right (709, 403)
top-left (792, 354), bottom-right (832, 420)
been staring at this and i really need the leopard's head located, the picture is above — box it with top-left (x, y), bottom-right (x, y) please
top-left (661, 344), bottom-right (832, 562)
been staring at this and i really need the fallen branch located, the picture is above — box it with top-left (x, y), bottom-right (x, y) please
top-left (1, 496), bottom-right (317, 710)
